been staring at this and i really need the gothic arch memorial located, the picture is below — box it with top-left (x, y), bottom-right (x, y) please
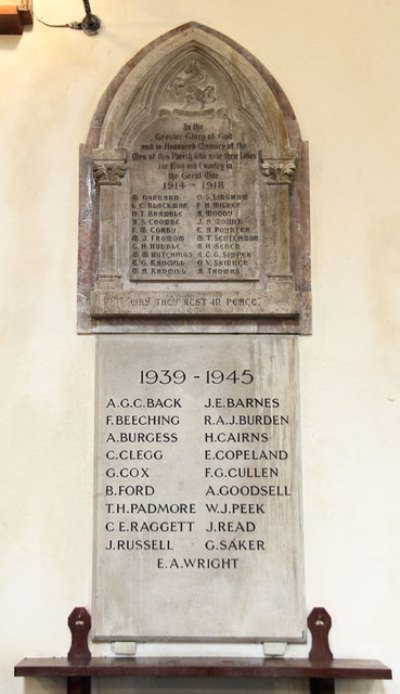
top-left (78, 22), bottom-right (310, 334)
top-left (80, 24), bottom-right (309, 644)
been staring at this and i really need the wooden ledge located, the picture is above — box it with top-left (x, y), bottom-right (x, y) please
top-left (0, 4), bottom-right (32, 34)
top-left (14, 656), bottom-right (392, 680)
top-left (14, 608), bottom-right (393, 693)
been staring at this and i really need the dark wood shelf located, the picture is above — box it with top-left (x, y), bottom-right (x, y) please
top-left (15, 655), bottom-right (392, 694)
top-left (14, 608), bottom-right (392, 694)
top-left (15, 656), bottom-right (392, 680)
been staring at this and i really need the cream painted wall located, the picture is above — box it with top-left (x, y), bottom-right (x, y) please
top-left (1, 1), bottom-right (399, 693)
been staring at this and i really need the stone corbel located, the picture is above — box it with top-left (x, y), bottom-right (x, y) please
top-left (92, 148), bottom-right (128, 285)
top-left (260, 156), bottom-right (297, 185)
top-left (260, 150), bottom-right (297, 278)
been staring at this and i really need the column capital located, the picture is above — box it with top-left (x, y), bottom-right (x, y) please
top-left (260, 155), bottom-right (297, 184)
top-left (92, 148), bottom-right (128, 186)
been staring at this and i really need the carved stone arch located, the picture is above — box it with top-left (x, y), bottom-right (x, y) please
top-left (78, 22), bottom-right (310, 334)
top-left (99, 37), bottom-right (290, 155)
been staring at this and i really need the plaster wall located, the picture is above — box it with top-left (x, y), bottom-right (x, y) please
top-left (1, 1), bottom-right (399, 693)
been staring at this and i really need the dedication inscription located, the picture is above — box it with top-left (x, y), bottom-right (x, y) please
top-left (130, 114), bottom-right (260, 282)
top-left (93, 335), bottom-right (305, 642)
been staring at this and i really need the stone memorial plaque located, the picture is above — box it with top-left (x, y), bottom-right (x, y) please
top-left (78, 23), bottom-right (311, 334)
top-left (92, 335), bottom-right (306, 642)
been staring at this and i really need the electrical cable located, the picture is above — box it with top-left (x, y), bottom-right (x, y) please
top-left (33, 13), bottom-right (81, 30)
top-left (33, 0), bottom-right (101, 34)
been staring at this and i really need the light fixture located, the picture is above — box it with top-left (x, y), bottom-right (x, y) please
top-left (80, 0), bottom-right (101, 35)
top-left (34, 0), bottom-right (101, 36)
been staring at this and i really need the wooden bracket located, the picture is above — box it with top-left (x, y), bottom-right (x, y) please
top-left (308, 607), bottom-right (333, 661)
top-left (310, 679), bottom-right (335, 694)
top-left (67, 607), bottom-right (91, 665)
top-left (67, 677), bottom-right (91, 694)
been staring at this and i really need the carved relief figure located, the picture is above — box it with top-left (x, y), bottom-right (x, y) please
top-left (170, 60), bottom-right (217, 110)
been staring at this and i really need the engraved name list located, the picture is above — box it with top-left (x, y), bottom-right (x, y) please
top-left (93, 335), bottom-right (305, 642)
top-left (130, 118), bottom-right (259, 281)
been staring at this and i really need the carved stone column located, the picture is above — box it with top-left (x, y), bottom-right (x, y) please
top-left (260, 152), bottom-right (297, 278)
top-left (92, 148), bottom-right (127, 286)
